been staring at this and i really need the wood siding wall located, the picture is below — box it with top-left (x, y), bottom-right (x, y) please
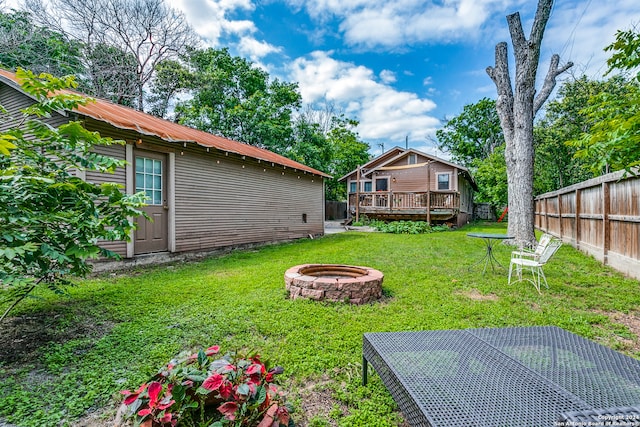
top-left (347, 162), bottom-right (461, 193)
top-left (173, 144), bottom-right (324, 252)
top-left (0, 83), bottom-right (69, 130)
top-left (535, 171), bottom-right (640, 280)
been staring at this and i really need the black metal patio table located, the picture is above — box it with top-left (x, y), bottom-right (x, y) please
top-left (466, 232), bottom-right (514, 274)
top-left (362, 326), bottom-right (640, 427)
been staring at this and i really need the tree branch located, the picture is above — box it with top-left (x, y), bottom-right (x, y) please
top-left (506, 12), bottom-right (526, 56)
top-left (530, 0), bottom-right (554, 46)
top-left (486, 42), bottom-right (515, 141)
top-left (0, 285), bottom-right (36, 323)
top-left (534, 54), bottom-right (574, 114)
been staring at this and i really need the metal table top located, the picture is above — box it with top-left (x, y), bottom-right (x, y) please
top-left (466, 232), bottom-right (514, 240)
top-left (363, 326), bottom-right (640, 427)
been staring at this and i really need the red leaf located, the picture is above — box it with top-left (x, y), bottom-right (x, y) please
top-left (157, 399), bottom-right (175, 411)
top-left (217, 401), bottom-right (239, 420)
top-left (256, 404), bottom-right (278, 427)
top-left (121, 382), bottom-right (147, 404)
top-left (220, 381), bottom-right (233, 399)
top-left (123, 393), bottom-right (140, 405)
top-left (159, 412), bottom-right (173, 424)
top-left (137, 408), bottom-right (152, 417)
top-left (245, 364), bottom-right (263, 376)
top-left (202, 373), bottom-right (224, 391)
top-left (205, 345), bottom-right (220, 355)
top-left (147, 382), bottom-right (162, 405)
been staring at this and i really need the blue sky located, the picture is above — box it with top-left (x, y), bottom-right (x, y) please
top-left (9, 0), bottom-right (640, 156)
top-left (170, 0), bottom-right (640, 157)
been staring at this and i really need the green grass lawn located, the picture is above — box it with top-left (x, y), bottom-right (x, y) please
top-left (1, 222), bottom-right (639, 426)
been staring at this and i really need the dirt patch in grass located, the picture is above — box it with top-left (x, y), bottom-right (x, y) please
top-left (0, 310), bottom-right (114, 366)
top-left (594, 310), bottom-right (640, 353)
top-left (457, 289), bottom-right (499, 302)
top-left (293, 377), bottom-right (347, 426)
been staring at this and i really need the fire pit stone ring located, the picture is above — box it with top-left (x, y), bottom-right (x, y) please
top-left (285, 264), bottom-right (384, 304)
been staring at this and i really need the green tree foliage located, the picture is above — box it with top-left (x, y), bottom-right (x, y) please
top-left (176, 48), bottom-right (301, 154)
top-left (324, 116), bottom-right (371, 201)
top-left (435, 97), bottom-right (503, 167)
top-left (435, 98), bottom-right (506, 207)
top-left (0, 10), bottom-right (83, 76)
top-left (472, 145), bottom-right (508, 208)
top-left (532, 76), bottom-right (623, 193)
top-left (0, 69), bottom-right (145, 322)
top-left (147, 59), bottom-right (192, 118)
top-left (570, 28), bottom-right (640, 174)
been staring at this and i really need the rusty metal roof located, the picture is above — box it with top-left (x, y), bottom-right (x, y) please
top-left (0, 69), bottom-right (330, 177)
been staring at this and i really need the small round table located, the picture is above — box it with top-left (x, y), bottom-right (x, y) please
top-left (467, 233), bottom-right (514, 274)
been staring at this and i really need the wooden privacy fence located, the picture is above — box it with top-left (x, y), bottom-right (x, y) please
top-left (534, 170), bottom-right (640, 280)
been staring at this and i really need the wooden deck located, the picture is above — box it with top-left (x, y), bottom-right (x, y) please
top-left (348, 191), bottom-right (460, 222)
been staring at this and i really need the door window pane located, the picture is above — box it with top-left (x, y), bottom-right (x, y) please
top-left (364, 181), bottom-right (372, 192)
top-left (136, 156), bottom-right (163, 205)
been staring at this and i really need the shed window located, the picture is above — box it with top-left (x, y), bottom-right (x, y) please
top-left (363, 181), bottom-right (372, 192)
top-left (350, 181), bottom-right (357, 193)
top-left (437, 173), bottom-right (450, 190)
top-left (408, 154), bottom-right (417, 165)
top-left (376, 178), bottom-right (388, 191)
top-left (135, 156), bottom-right (163, 205)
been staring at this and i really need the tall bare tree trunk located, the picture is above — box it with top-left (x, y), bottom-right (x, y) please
top-left (486, 0), bottom-right (572, 247)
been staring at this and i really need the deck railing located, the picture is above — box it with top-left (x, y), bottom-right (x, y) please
top-left (348, 191), bottom-right (460, 212)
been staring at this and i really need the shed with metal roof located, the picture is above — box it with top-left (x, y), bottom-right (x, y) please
top-left (0, 69), bottom-right (328, 260)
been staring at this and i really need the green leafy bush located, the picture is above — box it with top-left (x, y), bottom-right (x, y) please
top-left (373, 221), bottom-right (448, 234)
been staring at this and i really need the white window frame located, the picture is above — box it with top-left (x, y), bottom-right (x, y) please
top-left (362, 180), bottom-right (373, 192)
top-left (135, 155), bottom-right (163, 205)
top-left (437, 172), bottom-right (451, 190)
top-left (408, 154), bottom-right (417, 165)
top-left (349, 181), bottom-right (357, 193)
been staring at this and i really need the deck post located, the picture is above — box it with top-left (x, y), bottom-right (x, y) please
top-left (356, 166), bottom-right (361, 223)
top-left (427, 191), bottom-right (431, 224)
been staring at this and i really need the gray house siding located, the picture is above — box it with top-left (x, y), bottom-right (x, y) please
top-left (173, 145), bottom-right (324, 252)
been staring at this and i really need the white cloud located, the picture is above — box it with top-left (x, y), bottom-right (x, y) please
top-left (289, 51), bottom-right (440, 144)
top-left (238, 37), bottom-right (282, 62)
top-left (172, 0), bottom-right (258, 47)
top-left (172, 0), bottom-right (287, 61)
top-left (283, 0), bottom-right (524, 48)
top-left (380, 69), bottom-right (397, 83)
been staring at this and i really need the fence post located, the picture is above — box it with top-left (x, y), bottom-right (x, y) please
top-left (603, 181), bottom-right (610, 264)
top-left (544, 198), bottom-right (549, 232)
top-left (575, 189), bottom-right (581, 249)
top-left (558, 194), bottom-right (563, 239)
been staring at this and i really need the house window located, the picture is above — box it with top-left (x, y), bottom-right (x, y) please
top-left (408, 154), bottom-right (417, 165)
top-left (363, 181), bottom-right (372, 192)
top-left (349, 181), bottom-right (357, 193)
top-left (437, 173), bottom-right (450, 190)
top-left (136, 156), bottom-right (163, 205)
top-left (376, 178), bottom-right (388, 191)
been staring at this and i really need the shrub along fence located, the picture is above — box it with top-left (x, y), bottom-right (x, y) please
top-left (535, 170), bottom-right (640, 281)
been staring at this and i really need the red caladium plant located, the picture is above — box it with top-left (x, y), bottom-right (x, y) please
top-left (120, 346), bottom-right (294, 427)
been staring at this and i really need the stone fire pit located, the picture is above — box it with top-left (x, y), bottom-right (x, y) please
top-left (285, 264), bottom-right (384, 304)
